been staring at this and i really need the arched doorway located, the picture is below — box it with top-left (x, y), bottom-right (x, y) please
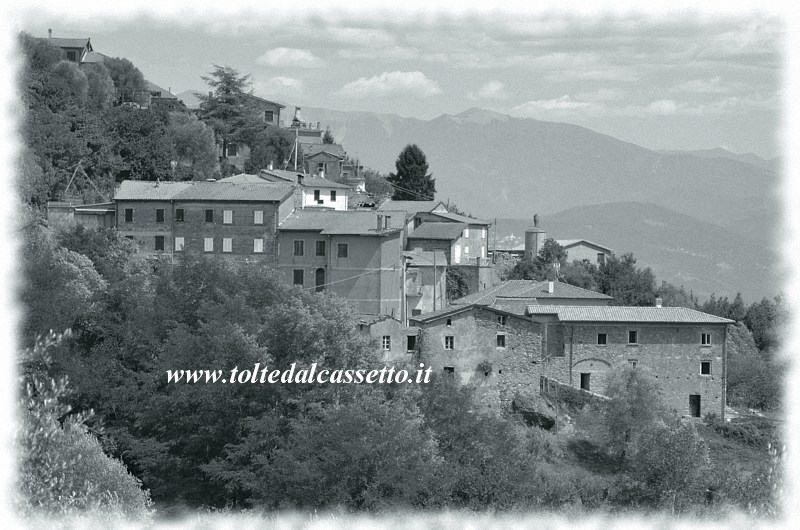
top-left (315, 268), bottom-right (325, 292)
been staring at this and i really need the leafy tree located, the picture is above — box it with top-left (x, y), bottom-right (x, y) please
top-left (363, 168), bottom-right (393, 197)
top-left (656, 282), bottom-right (698, 309)
top-left (239, 125), bottom-right (296, 174)
top-left (597, 253), bottom-right (657, 306)
top-left (446, 267), bottom-right (470, 301)
top-left (387, 144), bottom-right (436, 200)
top-left (83, 62), bottom-right (116, 111)
top-left (744, 295), bottom-right (787, 352)
top-left (105, 106), bottom-right (176, 181)
top-left (46, 60), bottom-right (89, 111)
top-left (166, 111), bottom-right (218, 180)
top-left (104, 57), bottom-right (148, 106)
top-left (508, 238), bottom-right (566, 281)
top-left (560, 259), bottom-right (599, 290)
top-left (322, 126), bottom-right (335, 144)
top-left (603, 366), bottom-right (664, 464)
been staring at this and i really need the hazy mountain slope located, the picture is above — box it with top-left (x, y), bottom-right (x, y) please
top-left (301, 107), bottom-right (779, 228)
top-left (492, 202), bottom-right (781, 302)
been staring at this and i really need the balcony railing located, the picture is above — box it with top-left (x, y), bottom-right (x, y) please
top-left (281, 120), bottom-right (322, 130)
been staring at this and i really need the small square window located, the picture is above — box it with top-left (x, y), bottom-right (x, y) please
top-left (497, 315), bottom-right (507, 326)
top-left (294, 240), bottom-right (305, 256)
top-left (156, 209), bottom-right (165, 223)
top-left (316, 241), bottom-right (326, 256)
top-left (264, 110), bottom-right (274, 122)
top-left (254, 210), bottom-right (264, 225)
top-left (597, 253), bottom-right (606, 265)
top-left (701, 333), bottom-right (712, 346)
top-left (175, 209), bottom-right (184, 222)
top-left (154, 235), bottom-right (165, 251)
top-left (205, 209), bottom-right (214, 223)
top-left (226, 143), bottom-right (238, 157)
top-left (337, 243), bottom-right (348, 258)
top-left (124, 208), bottom-right (133, 223)
top-left (223, 238), bottom-right (232, 253)
top-left (223, 210), bottom-right (233, 224)
top-left (444, 336), bottom-right (454, 350)
top-left (174, 237), bottom-right (184, 251)
top-left (597, 333), bottom-right (607, 345)
top-left (411, 309), bottom-right (422, 316)
top-left (382, 336), bottom-right (391, 351)
top-left (446, 318), bottom-right (452, 327)
top-left (254, 239), bottom-right (264, 253)
top-left (330, 190), bottom-right (337, 201)
top-left (406, 335), bottom-right (417, 352)
top-left (443, 366), bottom-right (455, 377)
top-left (497, 334), bottom-right (506, 347)
top-left (204, 238), bottom-right (214, 252)
top-left (701, 361), bottom-right (711, 375)
top-left (628, 359), bottom-right (638, 368)
top-left (293, 269), bottom-right (304, 286)
top-left (628, 330), bottom-right (638, 344)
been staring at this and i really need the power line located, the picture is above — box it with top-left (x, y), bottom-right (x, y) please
top-left (303, 267), bottom-right (396, 291)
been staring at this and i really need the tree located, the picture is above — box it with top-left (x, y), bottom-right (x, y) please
top-left (322, 126), bottom-right (335, 144)
top-left (446, 267), bottom-right (470, 301)
top-left (656, 282), bottom-right (698, 309)
top-left (239, 125), bottom-right (296, 174)
top-left (387, 144), bottom-right (435, 200)
top-left (603, 366), bottom-right (664, 464)
top-left (105, 106), bottom-right (176, 181)
top-left (744, 296), bottom-right (787, 352)
top-left (597, 253), bottom-right (657, 306)
top-left (363, 168), bottom-right (393, 197)
top-left (104, 57), bottom-right (148, 106)
top-left (508, 238), bottom-right (566, 281)
top-left (83, 62), bottom-right (116, 111)
top-left (166, 111), bottom-right (218, 180)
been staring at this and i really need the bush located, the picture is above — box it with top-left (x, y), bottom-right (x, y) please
top-left (706, 415), bottom-right (778, 450)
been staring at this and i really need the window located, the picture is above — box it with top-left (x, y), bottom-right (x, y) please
top-left (444, 336), bottom-right (454, 350)
top-left (497, 334), bottom-right (506, 347)
top-left (330, 190), bottom-right (337, 201)
top-left (156, 209), bottom-right (165, 223)
top-left (253, 210), bottom-right (264, 225)
top-left (701, 333), bottom-right (712, 346)
top-left (628, 330), bottom-right (638, 344)
top-left (446, 318), bottom-right (452, 327)
top-left (597, 253), bottom-right (606, 265)
top-left (497, 315), bottom-right (507, 326)
top-left (293, 269), bottom-right (304, 286)
top-left (226, 143), bottom-right (238, 157)
top-left (124, 208), bottom-right (133, 223)
top-left (443, 366), bottom-right (455, 378)
top-left (597, 333), bottom-right (607, 345)
top-left (701, 361), bottom-right (711, 375)
top-left (264, 110), bottom-right (274, 122)
top-left (414, 218), bottom-right (422, 229)
top-left (411, 309), bottom-right (422, 316)
top-left (174, 237), bottom-right (184, 251)
top-left (154, 235), bottom-right (165, 251)
top-left (124, 235), bottom-right (134, 241)
top-left (406, 335), bottom-right (417, 352)
top-left (223, 238), bottom-right (232, 253)
top-left (315, 268), bottom-right (325, 292)
top-left (175, 209), bottom-right (184, 222)
top-left (464, 246), bottom-right (470, 255)
top-left (204, 238), bottom-right (214, 252)
top-left (317, 163), bottom-right (324, 173)
top-left (205, 209), bottom-right (214, 223)
top-left (223, 210), bottom-right (233, 224)
top-left (463, 228), bottom-right (469, 238)
top-left (66, 50), bottom-right (77, 62)
top-left (382, 336), bottom-right (391, 351)
top-left (628, 359), bottom-right (638, 368)
top-left (254, 239), bottom-right (264, 253)
top-left (316, 241), bottom-right (326, 256)
top-left (314, 189), bottom-right (321, 202)
top-left (294, 240), bottom-right (305, 256)
top-left (337, 243), bottom-right (348, 258)
top-left (689, 394), bottom-right (701, 417)
top-left (580, 373), bottom-right (591, 391)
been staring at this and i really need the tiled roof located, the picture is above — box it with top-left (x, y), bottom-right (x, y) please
top-left (218, 173), bottom-right (272, 183)
top-left (300, 176), bottom-right (352, 189)
top-left (408, 304), bottom-right (475, 324)
top-left (557, 239), bottom-right (614, 254)
top-left (40, 37), bottom-right (91, 49)
top-left (114, 181), bottom-right (193, 201)
top-left (260, 169), bottom-right (305, 183)
top-left (403, 249), bottom-right (449, 266)
top-left (173, 182), bottom-right (295, 202)
top-left (356, 313), bottom-right (394, 326)
top-left (408, 222), bottom-right (466, 240)
top-left (377, 200), bottom-right (444, 214)
top-left (453, 280), bottom-right (612, 307)
top-left (245, 93), bottom-right (286, 108)
top-left (304, 143), bottom-right (345, 158)
top-left (429, 210), bottom-right (491, 226)
top-left (279, 209), bottom-right (406, 235)
top-left (525, 305), bottom-right (733, 324)
top-left (81, 51), bottom-right (108, 64)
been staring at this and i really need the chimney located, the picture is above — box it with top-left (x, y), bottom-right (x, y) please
top-left (547, 281), bottom-right (554, 294)
top-left (655, 297), bottom-right (663, 308)
top-left (377, 214), bottom-right (384, 232)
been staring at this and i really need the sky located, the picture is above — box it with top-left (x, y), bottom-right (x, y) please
top-left (9, 5), bottom-right (786, 158)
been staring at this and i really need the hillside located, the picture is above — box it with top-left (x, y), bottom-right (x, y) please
top-left (492, 202), bottom-right (780, 302)
top-left (300, 106), bottom-right (781, 231)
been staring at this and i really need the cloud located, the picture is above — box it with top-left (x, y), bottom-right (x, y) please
top-left (574, 88), bottom-right (626, 101)
top-left (336, 71), bottom-right (442, 98)
top-left (646, 99), bottom-right (678, 115)
top-left (672, 77), bottom-right (730, 94)
top-left (512, 96), bottom-right (591, 115)
top-left (257, 48), bottom-right (322, 69)
top-left (254, 76), bottom-right (306, 99)
top-left (336, 46), bottom-right (419, 61)
top-left (473, 81), bottom-right (507, 100)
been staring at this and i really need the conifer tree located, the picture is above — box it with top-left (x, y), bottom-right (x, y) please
top-left (386, 144), bottom-right (435, 200)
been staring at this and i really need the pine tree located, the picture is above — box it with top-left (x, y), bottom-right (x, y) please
top-left (322, 127), bottom-right (335, 144)
top-left (386, 144), bottom-right (435, 200)
top-left (197, 65), bottom-right (259, 159)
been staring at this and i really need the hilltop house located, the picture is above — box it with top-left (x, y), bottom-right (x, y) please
top-left (224, 169), bottom-right (352, 211)
top-left (113, 180), bottom-right (295, 261)
top-left (37, 30), bottom-right (92, 63)
top-left (303, 143), bottom-right (346, 181)
top-left (356, 314), bottom-right (421, 363)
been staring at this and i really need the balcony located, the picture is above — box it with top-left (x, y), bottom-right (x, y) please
top-left (281, 120), bottom-right (322, 130)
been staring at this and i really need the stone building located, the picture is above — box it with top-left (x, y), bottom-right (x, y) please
top-left (356, 314), bottom-right (420, 363)
top-left (556, 239), bottom-right (614, 265)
